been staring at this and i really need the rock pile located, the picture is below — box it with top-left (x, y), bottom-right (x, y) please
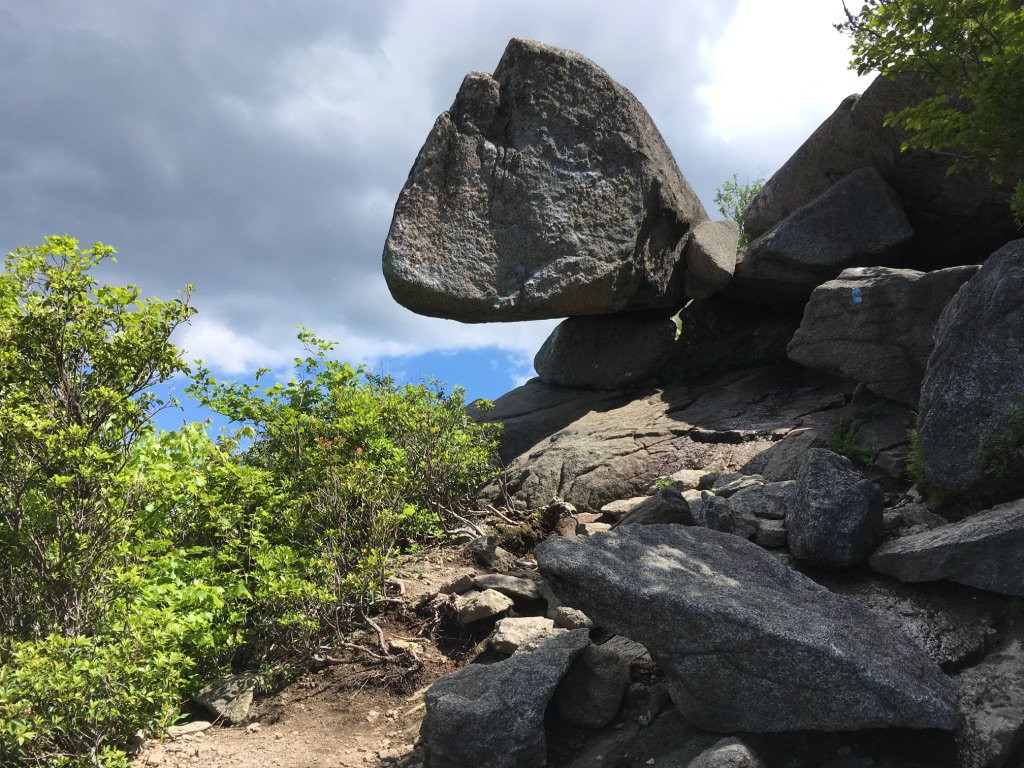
top-left (380, 36), bottom-right (1024, 768)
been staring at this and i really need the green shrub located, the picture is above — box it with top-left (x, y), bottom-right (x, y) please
top-left (713, 173), bottom-right (765, 245)
top-left (830, 417), bottom-right (874, 465)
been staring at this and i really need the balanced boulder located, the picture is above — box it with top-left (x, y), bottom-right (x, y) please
top-left (383, 38), bottom-right (707, 321)
top-left (788, 265), bottom-right (979, 405)
top-left (684, 220), bottom-right (740, 299)
top-left (534, 312), bottom-right (680, 390)
top-left (869, 497), bottom-right (1024, 597)
top-left (535, 525), bottom-right (957, 733)
top-left (789, 449), bottom-right (884, 569)
top-left (918, 239), bottom-right (1024, 497)
top-left (421, 629), bottom-right (590, 768)
top-left (729, 167), bottom-right (913, 305)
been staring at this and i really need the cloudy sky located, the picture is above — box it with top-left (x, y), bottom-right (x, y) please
top-left (0, 0), bottom-right (870, 417)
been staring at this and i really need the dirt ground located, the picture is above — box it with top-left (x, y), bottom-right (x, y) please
top-left (132, 546), bottom-right (484, 768)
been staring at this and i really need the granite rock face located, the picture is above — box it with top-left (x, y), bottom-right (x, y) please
top-left (534, 312), bottom-right (680, 390)
top-left (743, 74), bottom-right (1015, 267)
top-left (421, 630), bottom-right (590, 768)
top-left (729, 167), bottom-right (914, 305)
top-left (383, 38), bottom-right (707, 322)
top-left (788, 449), bottom-right (884, 569)
top-left (918, 239), bottom-right (1024, 497)
top-left (535, 525), bottom-right (957, 733)
top-left (869, 497), bottom-right (1024, 597)
top-left (788, 265), bottom-right (979, 405)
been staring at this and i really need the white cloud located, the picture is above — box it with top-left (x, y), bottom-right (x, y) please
top-left (175, 316), bottom-right (294, 374)
top-left (696, 0), bottom-right (870, 145)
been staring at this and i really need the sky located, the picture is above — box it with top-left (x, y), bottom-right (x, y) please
top-left (0, 1), bottom-right (871, 427)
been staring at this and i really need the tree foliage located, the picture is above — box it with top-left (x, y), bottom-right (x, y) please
top-left (713, 174), bottom-right (765, 245)
top-left (838, 0), bottom-right (1024, 223)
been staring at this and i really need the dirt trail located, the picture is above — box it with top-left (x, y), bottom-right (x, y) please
top-left (133, 547), bottom-right (480, 768)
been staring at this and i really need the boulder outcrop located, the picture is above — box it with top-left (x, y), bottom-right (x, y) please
top-left (535, 525), bottom-right (958, 733)
top-left (729, 166), bottom-right (914, 305)
top-left (869, 497), bottom-right (1024, 596)
top-left (787, 264), bottom-right (980, 405)
top-left (421, 629), bottom-right (590, 768)
top-left (918, 238), bottom-right (1024, 498)
top-left (382, 38), bottom-right (707, 322)
top-left (743, 74), bottom-right (1016, 267)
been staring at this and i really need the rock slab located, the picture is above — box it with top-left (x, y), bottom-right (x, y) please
top-left (383, 37), bottom-right (707, 321)
top-left (918, 238), bottom-right (1024, 497)
top-left (535, 524), bottom-right (956, 733)
top-left (788, 265), bottom-right (979, 405)
top-left (421, 629), bottom-right (590, 768)
top-left (869, 497), bottom-right (1024, 597)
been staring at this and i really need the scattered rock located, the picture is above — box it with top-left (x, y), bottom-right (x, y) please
top-left (684, 220), bottom-right (740, 300)
top-left (754, 518), bottom-right (787, 549)
top-left (456, 589), bottom-right (515, 623)
top-left (660, 468), bottom-right (712, 492)
top-left (471, 573), bottom-right (542, 601)
top-left (730, 167), bottom-right (913, 305)
top-left (193, 674), bottom-right (257, 724)
top-left (687, 737), bottom-right (766, 768)
top-left (166, 721), bottom-right (213, 738)
top-left (382, 38), bottom-right (707, 322)
top-left (918, 238), bottom-right (1024, 498)
top-left (869, 497), bottom-right (1024, 596)
top-left (554, 642), bottom-right (631, 729)
top-left (789, 449), bottom-right (884, 569)
top-left (421, 630), bottom-right (590, 768)
top-left (710, 473), bottom-right (764, 497)
top-left (536, 525), bottom-right (956, 732)
top-left (552, 606), bottom-right (594, 630)
top-left (788, 265), bottom-right (979, 405)
top-left (491, 616), bottom-right (565, 654)
top-left (577, 522), bottom-right (613, 536)
top-left (438, 573), bottom-right (476, 595)
top-left (617, 487), bottom-right (694, 527)
top-left (728, 481), bottom-right (795, 520)
top-left (600, 496), bottom-right (651, 519)
top-left (700, 491), bottom-right (757, 540)
top-left (534, 312), bottom-right (680, 390)
top-left (465, 535), bottom-right (517, 572)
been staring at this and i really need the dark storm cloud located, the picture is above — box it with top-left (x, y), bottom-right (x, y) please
top-left (0, 1), bottom-right (864, 373)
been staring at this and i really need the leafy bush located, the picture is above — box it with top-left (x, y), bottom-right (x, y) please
top-left (713, 173), bottom-right (765, 245)
top-left (187, 330), bottom-right (502, 631)
top-left (839, 0), bottom-right (1024, 225)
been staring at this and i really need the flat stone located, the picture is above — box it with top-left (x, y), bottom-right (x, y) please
top-left (870, 497), bottom-right (1024, 596)
top-left (456, 588), bottom-right (514, 623)
top-left (617, 487), bottom-right (694, 527)
top-left (472, 573), bottom-right (542, 601)
top-left (166, 721), bottom-right (213, 738)
top-left (536, 524), bottom-right (957, 732)
top-left (491, 616), bottom-right (565, 654)
top-left (421, 630), bottom-right (590, 768)
top-left (382, 38), bottom-right (707, 321)
top-left (577, 522), bottom-right (613, 536)
top-left (600, 496), bottom-right (651, 518)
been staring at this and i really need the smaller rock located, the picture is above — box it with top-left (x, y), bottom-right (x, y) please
top-left (701, 492), bottom-right (757, 540)
top-left (600, 496), bottom-right (651, 519)
top-left (728, 480), bottom-right (795, 520)
top-left (466, 535), bottom-right (517, 572)
top-left (618, 487), bottom-right (694, 527)
top-left (554, 643), bottom-right (631, 728)
top-left (578, 522), bottom-right (613, 536)
top-left (687, 737), bottom-right (766, 768)
top-left (438, 573), bottom-right (476, 595)
top-left (456, 589), bottom-right (514, 624)
top-left (710, 473), bottom-right (764, 498)
top-left (684, 220), bottom-right (740, 300)
top-left (472, 573), bottom-right (542, 601)
top-left (545, 499), bottom-right (579, 538)
top-left (552, 606), bottom-right (594, 630)
top-left (491, 616), bottom-right (565, 654)
top-left (789, 449), bottom-right (883, 568)
top-left (166, 721), bottom-right (213, 738)
top-left (754, 518), bottom-right (787, 549)
top-left (659, 468), bottom-right (712, 492)
top-left (193, 674), bottom-right (257, 724)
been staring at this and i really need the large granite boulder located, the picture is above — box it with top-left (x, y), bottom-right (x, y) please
top-left (535, 525), bottom-right (958, 733)
top-left (743, 74), bottom-right (1016, 267)
top-left (382, 38), bottom-right (707, 322)
top-left (728, 167), bottom-right (914, 305)
top-left (789, 449), bottom-right (884, 569)
top-left (788, 265), bottom-right (980, 405)
top-left (918, 239), bottom-right (1024, 497)
top-left (421, 629), bottom-right (590, 768)
top-left (869, 497), bottom-right (1024, 597)
top-left (534, 312), bottom-right (680, 390)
